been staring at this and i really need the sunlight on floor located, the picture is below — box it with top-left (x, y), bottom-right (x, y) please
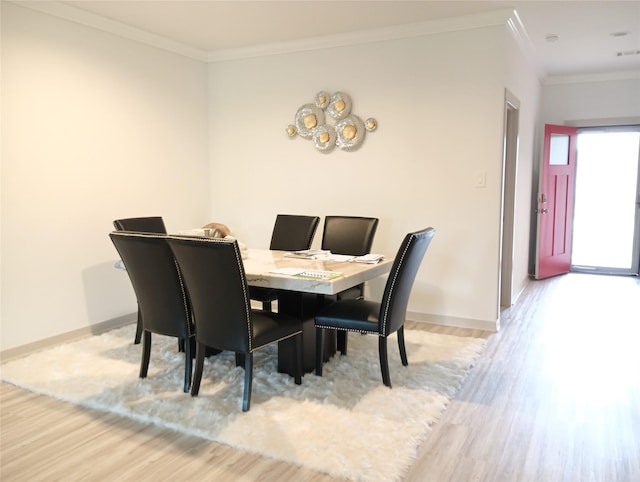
top-left (540, 275), bottom-right (640, 418)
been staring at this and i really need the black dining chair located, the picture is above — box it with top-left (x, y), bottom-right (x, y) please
top-left (320, 216), bottom-right (379, 354)
top-left (113, 216), bottom-right (167, 344)
top-left (321, 216), bottom-right (379, 259)
top-left (113, 216), bottom-right (167, 234)
top-left (268, 214), bottom-right (321, 252)
top-left (167, 236), bottom-right (303, 412)
top-left (249, 214), bottom-right (320, 312)
top-left (109, 231), bottom-right (194, 393)
top-left (314, 227), bottom-right (435, 388)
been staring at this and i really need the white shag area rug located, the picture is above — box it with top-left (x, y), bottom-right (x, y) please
top-left (1, 324), bottom-right (485, 481)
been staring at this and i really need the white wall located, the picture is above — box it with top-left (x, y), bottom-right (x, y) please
top-left (207, 25), bottom-right (514, 330)
top-left (541, 76), bottom-right (640, 124)
top-left (1, 3), bottom-right (210, 351)
top-left (1, 5), bottom-right (544, 353)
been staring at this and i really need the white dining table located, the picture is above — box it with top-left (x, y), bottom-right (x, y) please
top-left (241, 248), bottom-right (392, 375)
top-left (241, 248), bottom-right (392, 295)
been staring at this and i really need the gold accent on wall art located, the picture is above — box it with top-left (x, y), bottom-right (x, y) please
top-left (365, 118), bottom-right (377, 131)
top-left (288, 91), bottom-right (377, 153)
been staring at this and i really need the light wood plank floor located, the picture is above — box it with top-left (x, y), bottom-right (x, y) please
top-left (2, 273), bottom-right (639, 481)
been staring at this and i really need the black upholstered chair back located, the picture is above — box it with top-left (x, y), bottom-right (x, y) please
top-left (109, 232), bottom-right (191, 341)
top-left (249, 214), bottom-right (320, 312)
top-left (113, 217), bottom-right (168, 345)
top-left (379, 227), bottom-right (436, 336)
top-left (168, 235), bottom-right (303, 411)
top-left (321, 216), bottom-right (379, 256)
top-left (167, 237), bottom-right (252, 353)
top-left (113, 216), bottom-right (167, 234)
top-left (269, 214), bottom-right (320, 251)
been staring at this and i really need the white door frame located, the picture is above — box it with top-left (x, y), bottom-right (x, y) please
top-left (500, 90), bottom-right (520, 308)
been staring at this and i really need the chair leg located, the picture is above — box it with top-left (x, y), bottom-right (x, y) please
top-left (294, 334), bottom-right (302, 385)
top-left (235, 353), bottom-right (245, 367)
top-left (379, 336), bottom-right (391, 388)
top-left (397, 326), bottom-right (408, 366)
top-left (242, 352), bottom-right (254, 412)
top-left (262, 301), bottom-right (272, 312)
top-left (134, 308), bottom-right (143, 345)
top-left (337, 331), bottom-right (348, 355)
top-left (139, 331), bottom-right (151, 379)
top-left (183, 337), bottom-right (193, 393)
top-left (315, 327), bottom-right (324, 376)
top-left (190, 342), bottom-right (206, 397)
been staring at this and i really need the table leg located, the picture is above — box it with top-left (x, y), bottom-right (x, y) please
top-left (277, 291), bottom-right (336, 375)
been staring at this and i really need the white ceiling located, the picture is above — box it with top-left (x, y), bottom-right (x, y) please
top-left (47, 1), bottom-right (640, 78)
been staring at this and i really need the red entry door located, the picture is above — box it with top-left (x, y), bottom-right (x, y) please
top-left (535, 124), bottom-right (578, 279)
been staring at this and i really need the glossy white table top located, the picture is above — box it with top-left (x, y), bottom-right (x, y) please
top-left (242, 249), bottom-right (392, 295)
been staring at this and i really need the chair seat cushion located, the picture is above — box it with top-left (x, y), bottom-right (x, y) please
top-left (251, 311), bottom-right (302, 350)
top-left (315, 299), bottom-right (381, 333)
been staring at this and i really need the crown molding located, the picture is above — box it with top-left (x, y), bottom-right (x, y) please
top-left (24, 1), bottom-right (632, 86)
top-left (206, 9), bottom-right (516, 62)
top-left (10, 1), bottom-right (209, 62)
top-left (8, 2), bottom-right (516, 65)
top-left (506, 9), bottom-right (546, 80)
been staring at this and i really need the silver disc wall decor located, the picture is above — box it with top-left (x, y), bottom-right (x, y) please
top-left (335, 114), bottom-right (365, 151)
top-left (294, 104), bottom-right (325, 139)
top-left (287, 91), bottom-right (376, 153)
top-left (315, 91), bottom-right (330, 109)
top-left (326, 92), bottom-right (352, 120)
top-left (312, 124), bottom-right (337, 152)
top-left (365, 118), bottom-right (378, 131)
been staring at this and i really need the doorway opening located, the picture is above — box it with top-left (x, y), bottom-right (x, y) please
top-left (570, 126), bottom-right (640, 276)
top-left (500, 90), bottom-right (519, 307)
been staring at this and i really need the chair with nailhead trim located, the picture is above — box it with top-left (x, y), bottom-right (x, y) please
top-left (314, 227), bottom-right (435, 388)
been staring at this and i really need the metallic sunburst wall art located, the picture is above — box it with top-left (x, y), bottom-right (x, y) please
top-left (286, 91), bottom-right (377, 153)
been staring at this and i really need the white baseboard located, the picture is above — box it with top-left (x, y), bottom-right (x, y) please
top-left (0, 313), bottom-right (136, 363)
top-left (407, 311), bottom-right (499, 332)
top-left (511, 278), bottom-right (529, 305)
